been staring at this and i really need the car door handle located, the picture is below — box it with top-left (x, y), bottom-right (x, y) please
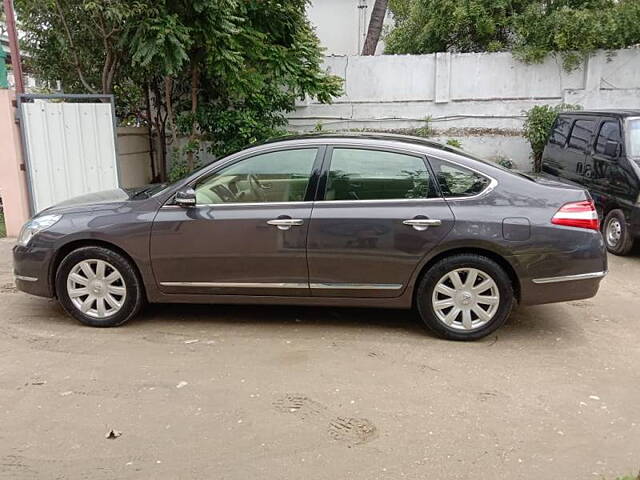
top-left (403, 218), bottom-right (442, 231)
top-left (267, 218), bottom-right (304, 230)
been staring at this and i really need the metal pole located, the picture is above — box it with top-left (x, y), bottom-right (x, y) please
top-left (3, 0), bottom-right (25, 94)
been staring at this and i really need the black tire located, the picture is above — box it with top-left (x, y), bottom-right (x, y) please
top-left (55, 246), bottom-right (144, 327)
top-left (602, 209), bottom-right (634, 256)
top-left (416, 254), bottom-right (514, 341)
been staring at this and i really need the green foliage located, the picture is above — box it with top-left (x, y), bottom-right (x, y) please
top-left (167, 144), bottom-right (201, 183)
top-left (494, 155), bottom-right (514, 169)
top-left (523, 103), bottom-right (582, 171)
top-left (386, 0), bottom-right (640, 69)
top-left (446, 138), bottom-right (462, 149)
top-left (0, 212), bottom-right (5, 238)
top-left (414, 116), bottom-right (434, 137)
top-left (513, 0), bottom-right (640, 70)
top-left (386, 0), bottom-right (528, 54)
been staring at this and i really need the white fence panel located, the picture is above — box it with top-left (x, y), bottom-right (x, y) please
top-left (20, 100), bottom-right (119, 213)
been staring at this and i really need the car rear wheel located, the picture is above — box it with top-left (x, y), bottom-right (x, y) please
top-left (416, 254), bottom-right (514, 341)
top-left (603, 209), bottom-right (634, 256)
top-left (55, 246), bottom-right (144, 327)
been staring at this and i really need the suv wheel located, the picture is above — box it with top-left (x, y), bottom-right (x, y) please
top-left (603, 209), bottom-right (634, 256)
top-left (416, 254), bottom-right (514, 341)
top-left (55, 246), bottom-right (144, 327)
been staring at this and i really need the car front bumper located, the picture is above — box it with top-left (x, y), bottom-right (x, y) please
top-left (13, 244), bottom-right (55, 298)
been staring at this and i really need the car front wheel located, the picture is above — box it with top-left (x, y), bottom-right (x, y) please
top-left (55, 246), bottom-right (144, 327)
top-left (416, 254), bottom-right (514, 341)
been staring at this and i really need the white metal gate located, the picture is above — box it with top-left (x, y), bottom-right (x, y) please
top-left (18, 94), bottom-right (120, 214)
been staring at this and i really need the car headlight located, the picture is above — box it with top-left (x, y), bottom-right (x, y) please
top-left (16, 214), bottom-right (62, 247)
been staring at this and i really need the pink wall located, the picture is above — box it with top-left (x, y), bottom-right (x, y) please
top-left (0, 89), bottom-right (31, 236)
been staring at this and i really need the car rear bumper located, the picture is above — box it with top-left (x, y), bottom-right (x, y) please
top-left (13, 244), bottom-right (54, 298)
top-left (513, 243), bottom-right (607, 305)
top-left (521, 270), bottom-right (605, 306)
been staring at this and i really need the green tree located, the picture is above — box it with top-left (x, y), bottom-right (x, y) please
top-left (16, 0), bottom-right (342, 179)
top-left (386, 0), bottom-right (528, 54)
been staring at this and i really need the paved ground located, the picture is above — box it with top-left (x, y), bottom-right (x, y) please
top-left (0, 237), bottom-right (638, 480)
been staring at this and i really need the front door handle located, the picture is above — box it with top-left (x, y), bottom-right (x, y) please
top-left (403, 218), bottom-right (442, 231)
top-left (267, 218), bottom-right (304, 231)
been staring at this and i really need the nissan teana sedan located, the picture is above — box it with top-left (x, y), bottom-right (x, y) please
top-left (13, 134), bottom-right (607, 340)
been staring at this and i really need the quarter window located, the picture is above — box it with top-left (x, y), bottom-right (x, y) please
top-left (595, 121), bottom-right (621, 156)
top-left (567, 120), bottom-right (595, 152)
top-left (429, 159), bottom-right (491, 198)
top-left (194, 149), bottom-right (317, 204)
top-left (324, 148), bottom-right (435, 201)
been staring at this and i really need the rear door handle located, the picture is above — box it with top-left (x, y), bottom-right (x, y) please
top-left (267, 218), bottom-right (304, 231)
top-left (403, 218), bottom-right (442, 231)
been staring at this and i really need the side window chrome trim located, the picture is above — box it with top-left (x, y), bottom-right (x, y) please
top-left (316, 197), bottom-right (449, 206)
top-left (160, 200), bottom-right (313, 209)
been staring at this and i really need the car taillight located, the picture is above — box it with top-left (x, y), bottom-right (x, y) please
top-left (552, 201), bottom-right (600, 230)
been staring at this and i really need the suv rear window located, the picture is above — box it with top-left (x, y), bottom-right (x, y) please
top-left (567, 120), bottom-right (595, 152)
top-left (549, 116), bottom-right (572, 146)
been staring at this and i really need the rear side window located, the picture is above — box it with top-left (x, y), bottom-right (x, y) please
top-left (595, 121), bottom-right (621, 156)
top-left (324, 148), bottom-right (436, 201)
top-left (567, 120), bottom-right (595, 152)
top-left (549, 116), bottom-right (572, 146)
top-left (429, 159), bottom-right (491, 198)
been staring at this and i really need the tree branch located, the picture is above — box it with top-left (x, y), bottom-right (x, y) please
top-left (53, 0), bottom-right (97, 93)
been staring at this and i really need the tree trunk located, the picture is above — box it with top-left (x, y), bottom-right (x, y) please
top-left (186, 62), bottom-right (200, 171)
top-left (151, 80), bottom-right (168, 182)
top-left (362, 0), bottom-right (388, 56)
top-left (164, 76), bottom-right (177, 146)
top-left (144, 83), bottom-right (157, 182)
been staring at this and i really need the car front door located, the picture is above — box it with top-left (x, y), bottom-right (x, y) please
top-left (306, 146), bottom-right (455, 298)
top-left (588, 118), bottom-right (630, 217)
top-left (150, 146), bottom-right (323, 296)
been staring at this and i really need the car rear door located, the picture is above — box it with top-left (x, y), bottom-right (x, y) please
top-left (306, 145), bottom-right (454, 298)
top-left (150, 146), bottom-right (323, 296)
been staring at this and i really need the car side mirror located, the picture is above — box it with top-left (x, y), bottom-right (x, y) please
top-left (604, 140), bottom-right (620, 158)
top-left (175, 188), bottom-right (196, 207)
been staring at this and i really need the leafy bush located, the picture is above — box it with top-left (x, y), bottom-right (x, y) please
top-left (494, 155), bottom-right (514, 170)
top-left (523, 103), bottom-right (581, 171)
top-left (386, 0), bottom-right (640, 70)
top-left (446, 138), bottom-right (462, 149)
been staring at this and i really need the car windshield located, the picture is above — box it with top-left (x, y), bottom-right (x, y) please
top-left (627, 118), bottom-right (640, 158)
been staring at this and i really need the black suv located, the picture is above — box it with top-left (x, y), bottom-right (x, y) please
top-left (542, 110), bottom-right (640, 255)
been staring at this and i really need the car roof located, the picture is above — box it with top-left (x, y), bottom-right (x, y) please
top-left (262, 132), bottom-right (461, 153)
top-left (558, 109), bottom-right (640, 118)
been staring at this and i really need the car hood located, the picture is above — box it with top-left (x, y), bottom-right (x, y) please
top-left (39, 186), bottom-right (157, 215)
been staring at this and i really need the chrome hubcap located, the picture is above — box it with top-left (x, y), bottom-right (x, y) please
top-left (606, 218), bottom-right (622, 246)
top-left (432, 267), bottom-right (500, 331)
top-left (67, 259), bottom-right (126, 318)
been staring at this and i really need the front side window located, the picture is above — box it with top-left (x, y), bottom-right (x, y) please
top-left (567, 120), bottom-right (595, 152)
top-left (194, 149), bottom-right (317, 204)
top-left (324, 148), bottom-right (435, 201)
top-left (429, 159), bottom-right (491, 198)
top-left (595, 121), bottom-right (622, 156)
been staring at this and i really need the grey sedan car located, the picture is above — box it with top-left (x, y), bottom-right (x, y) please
top-left (13, 134), bottom-right (607, 340)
